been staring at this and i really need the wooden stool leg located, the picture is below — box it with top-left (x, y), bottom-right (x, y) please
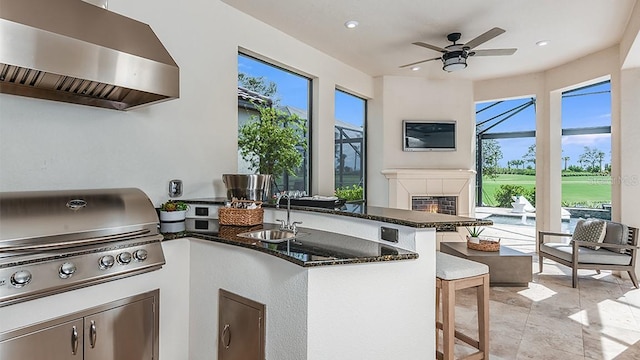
top-left (436, 282), bottom-right (441, 354)
top-left (476, 274), bottom-right (490, 359)
top-left (442, 279), bottom-right (456, 360)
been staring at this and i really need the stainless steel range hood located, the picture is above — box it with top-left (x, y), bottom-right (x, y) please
top-left (0, 0), bottom-right (179, 110)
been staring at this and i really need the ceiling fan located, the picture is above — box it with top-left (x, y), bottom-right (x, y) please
top-left (400, 27), bottom-right (517, 72)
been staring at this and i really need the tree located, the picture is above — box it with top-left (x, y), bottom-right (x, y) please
top-left (238, 105), bottom-right (308, 179)
top-left (481, 139), bottom-right (503, 178)
top-left (579, 146), bottom-right (605, 172)
top-left (522, 144), bottom-right (536, 169)
top-left (512, 159), bottom-right (525, 169)
top-left (596, 151), bottom-right (604, 171)
top-left (562, 156), bottom-right (570, 171)
top-left (238, 73), bottom-right (278, 99)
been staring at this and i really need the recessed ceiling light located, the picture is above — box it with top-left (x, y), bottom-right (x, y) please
top-left (411, 66), bottom-right (421, 71)
top-left (536, 40), bottom-right (550, 47)
top-left (344, 20), bottom-right (359, 29)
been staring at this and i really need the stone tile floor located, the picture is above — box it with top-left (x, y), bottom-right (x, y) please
top-left (444, 222), bottom-right (640, 360)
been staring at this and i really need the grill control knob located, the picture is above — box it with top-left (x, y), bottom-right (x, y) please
top-left (99, 255), bottom-right (115, 270)
top-left (117, 252), bottom-right (132, 265)
top-left (133, 249), bottom-right (148, 262)
top-left (10, 270), bottom-right (32, 288)
top-left (59, 262), bottom-right (77, 279)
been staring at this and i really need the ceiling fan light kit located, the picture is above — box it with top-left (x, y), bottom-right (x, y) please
top-left (442, 51), bottom-right (468, 72)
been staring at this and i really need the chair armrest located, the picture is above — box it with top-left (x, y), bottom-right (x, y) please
top-left (538, 231), bottom-right (572, 247)
top-left (538, 231), bottom-right (572, 238)
top-left (538, 231), bottom-right (572, 253)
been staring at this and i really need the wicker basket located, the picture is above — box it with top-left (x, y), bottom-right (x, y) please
top-left (466, 237), bottom-right (501, 252)
top-left (218, 224), bottom-right (262, 239)
top-left (218, 200), bottom-right (264, 226)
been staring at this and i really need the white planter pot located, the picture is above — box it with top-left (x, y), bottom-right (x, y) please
top-left (468, 236), bottom-right (480, 244)
top-left (160, 221), bottom-right (186, 233)
top-left (159, 210), bottom-right (186, 222)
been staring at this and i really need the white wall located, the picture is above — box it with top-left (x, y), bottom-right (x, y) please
top-left (0, 0), bottom-right (373, 204)
top-left (367, 76), bottom-right (475, 206)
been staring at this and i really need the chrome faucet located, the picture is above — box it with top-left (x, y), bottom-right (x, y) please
top-left (276, 193), bottom-right (302, 234)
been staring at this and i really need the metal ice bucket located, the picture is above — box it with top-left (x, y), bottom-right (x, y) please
top-left (222, 174), bottom-right (272, 201)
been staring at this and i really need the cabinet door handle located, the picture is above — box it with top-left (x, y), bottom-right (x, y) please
top-left (71, 326), bottom-right (79, 355)
top-left (89, 320), bottom-right (97, 348)
top-left (221, 324), bottom-right (231, 349)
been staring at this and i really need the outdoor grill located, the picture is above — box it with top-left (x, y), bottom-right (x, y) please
top-left (0, 188), bottom-right (165, 307)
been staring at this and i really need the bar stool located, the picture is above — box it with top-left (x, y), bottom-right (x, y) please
top-left (436, 251), bottom-right (490, 360)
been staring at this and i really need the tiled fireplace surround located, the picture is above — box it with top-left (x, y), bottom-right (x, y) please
top-left (382, 169), bottom-right (476, 243)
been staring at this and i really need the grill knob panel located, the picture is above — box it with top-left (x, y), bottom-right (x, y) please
top-left (133, 249), bottom-right (148, 262)
top-left (99, 255), bottom-right (115, 270)
top-left (117, 252), bottom-right (132, 265)
top-left (10, 270), bottom-right (32, 288)
top-left (59, 262), bottom-right (77, 279)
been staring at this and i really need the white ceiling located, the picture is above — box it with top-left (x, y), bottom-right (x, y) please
top-left (222, 0), bottom-right (638, 81)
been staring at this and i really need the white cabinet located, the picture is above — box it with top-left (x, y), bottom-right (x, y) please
top-left (0, 290), bottom-right (158, 360)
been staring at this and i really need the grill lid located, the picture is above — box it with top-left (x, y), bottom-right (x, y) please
top-left (0, 188), bottom-right (160, 249)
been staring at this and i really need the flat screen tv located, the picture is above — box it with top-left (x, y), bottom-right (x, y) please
top-left (402, 120), bottom-right (456, 152)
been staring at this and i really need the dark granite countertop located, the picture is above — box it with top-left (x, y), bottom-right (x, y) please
top-left (181, 198), bottom-right (492, 230)
top-left (162, 220), bottom-right (417, 267)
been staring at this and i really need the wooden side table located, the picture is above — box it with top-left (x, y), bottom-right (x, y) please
top-left (439, 241), bottom-right (532, 287)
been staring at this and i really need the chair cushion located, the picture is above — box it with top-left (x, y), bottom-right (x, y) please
top-left (602, 221), bottom-right (629, 254)
top-left (571, 218), bottom-right (607, 250)
top-left (436, 252), bottom-right (489, 280)
top-left (541, 242), bottom-right (631, 265)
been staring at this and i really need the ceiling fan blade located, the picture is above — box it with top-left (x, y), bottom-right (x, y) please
top-left (470, 48), bottom-right (517, 56)
top-left (412, 42), bottom-right (447, 53)
top-left (464, 27), bottom-right (506, 50)
top-left (399, 57), bottom-right (442, 68)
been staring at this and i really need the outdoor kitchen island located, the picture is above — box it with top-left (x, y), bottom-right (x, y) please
top-left (170, 200), bottom-right (492, 360)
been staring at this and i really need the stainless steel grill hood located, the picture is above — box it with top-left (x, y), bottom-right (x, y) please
top-left (0, 0), bottom-right (179, 110)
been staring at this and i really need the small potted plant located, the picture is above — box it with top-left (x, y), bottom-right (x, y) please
top-left (466, 226), bottom-right (485, 244)
top-left (159, 200), bottom-right (189, 222)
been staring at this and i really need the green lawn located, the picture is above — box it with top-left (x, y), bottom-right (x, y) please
top-left (481, 174), bottom-right (611, 206)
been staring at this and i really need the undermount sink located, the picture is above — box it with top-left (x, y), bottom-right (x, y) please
top-left (236, 229), bottom-right (306, 243)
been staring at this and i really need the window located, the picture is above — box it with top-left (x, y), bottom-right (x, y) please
top-left (334, 89), bottom-right (366, 201)
top-left (561, 80), bottom-right (611, 213)
top-left (475, 97), bottom-right (537, 206)
top-left (237, 53), bottom-right (311, 194)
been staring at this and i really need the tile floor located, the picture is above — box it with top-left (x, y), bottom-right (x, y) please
top-left (444, 223), bottom-right (640, 360)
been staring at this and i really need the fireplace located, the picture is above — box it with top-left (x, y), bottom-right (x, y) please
top-left (412, 196), bottom-right (457, 215)
top-left (383, 169), bottom-right (476, 242)
top-left (382, 168), bottom-right (475, 217)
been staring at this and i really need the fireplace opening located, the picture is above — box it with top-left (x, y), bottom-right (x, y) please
top-left (412, 196), bottom-right (457, 215)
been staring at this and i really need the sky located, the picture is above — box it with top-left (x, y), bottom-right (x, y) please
top-left (239, 54), bottom-right (611, 169)
top-left (476, 81), bottom-right (611, 168)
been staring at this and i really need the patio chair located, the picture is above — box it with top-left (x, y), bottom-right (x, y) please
top-left (538, 221), bottom-right (639, 288)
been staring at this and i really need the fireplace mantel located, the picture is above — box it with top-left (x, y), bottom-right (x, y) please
top-left (382, 169), bottom-right (476, 217)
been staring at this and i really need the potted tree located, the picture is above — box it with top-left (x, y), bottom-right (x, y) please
top-left (235, 104), bottom-right (308, 199)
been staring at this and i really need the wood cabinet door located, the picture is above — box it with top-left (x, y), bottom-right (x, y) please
top-left (0, 318), bottom-right (84, 360)
top-left (84, 297), bottom-right (155, 360)
top-left (218, 289), bottom-right (265, 360)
